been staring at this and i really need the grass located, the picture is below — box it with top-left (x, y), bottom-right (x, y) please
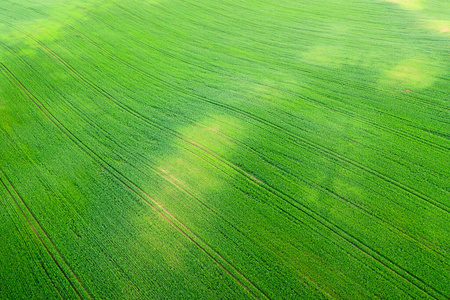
top-left (0, 0), bottom-right (449, 298)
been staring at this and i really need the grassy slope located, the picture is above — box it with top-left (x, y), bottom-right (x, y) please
top-left (0, 0), bottom-right (449, 299)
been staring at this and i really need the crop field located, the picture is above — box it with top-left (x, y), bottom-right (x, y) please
top-left (0, 0), bottom-right (449, 299)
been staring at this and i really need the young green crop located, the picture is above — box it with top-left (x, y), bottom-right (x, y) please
top-left (1, 0), bottom-right (449, 299)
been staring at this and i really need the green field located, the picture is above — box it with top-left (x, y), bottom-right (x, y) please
top-left (0, 0), bottom-right (449, 299)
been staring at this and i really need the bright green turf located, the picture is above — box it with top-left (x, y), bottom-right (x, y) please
top-left (0, 0), bottom-right (449, 299)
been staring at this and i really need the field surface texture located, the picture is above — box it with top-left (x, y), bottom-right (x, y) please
top-left (0, 0), bottom-right (449, 299)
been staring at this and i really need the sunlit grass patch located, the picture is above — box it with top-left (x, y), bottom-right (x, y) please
top-left (302, 45), bottom-right (346, 68)
top-left (425, 19), bottom-right (450, 34)
top-left (380, 57), bottom-right (438, 90)
top-left (386, 0), bottom-right (424, 10)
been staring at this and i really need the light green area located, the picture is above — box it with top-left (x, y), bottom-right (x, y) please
top-left (0, 0), bottom-right (449, 298)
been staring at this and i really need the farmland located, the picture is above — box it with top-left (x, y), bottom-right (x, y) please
top-left (0, 0), bottom-right (449, 298)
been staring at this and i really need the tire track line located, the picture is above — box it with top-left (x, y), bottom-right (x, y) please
top-left (40, 262), bottom-right (65, 300)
